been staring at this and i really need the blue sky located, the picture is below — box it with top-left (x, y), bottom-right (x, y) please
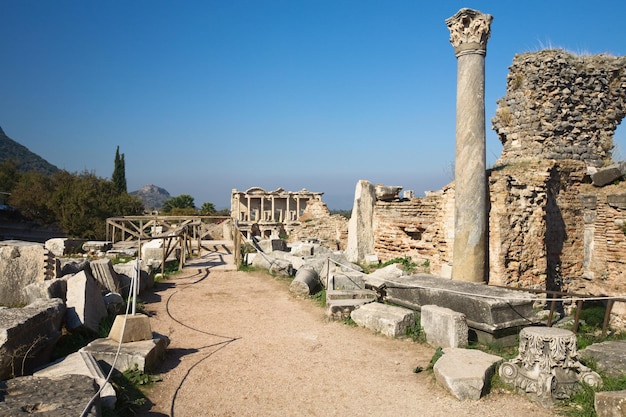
top-left (1, 1), bottom-right (625, 210)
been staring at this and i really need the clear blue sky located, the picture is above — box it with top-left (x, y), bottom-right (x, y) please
top-left (2, 1), bottom-right (625, 210)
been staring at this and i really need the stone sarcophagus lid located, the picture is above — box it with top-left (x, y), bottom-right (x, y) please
top-left (383, 274), bottom-right (538, 345)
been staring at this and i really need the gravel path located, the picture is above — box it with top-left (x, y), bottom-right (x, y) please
top-left (137, 242), bottom-right (558, 417)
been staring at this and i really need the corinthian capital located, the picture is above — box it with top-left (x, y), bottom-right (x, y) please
top-left (446, 8), bottom-right (493, 57)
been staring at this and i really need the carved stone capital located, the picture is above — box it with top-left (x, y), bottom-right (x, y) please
top-left (446, 8), bottom-right (493, 57)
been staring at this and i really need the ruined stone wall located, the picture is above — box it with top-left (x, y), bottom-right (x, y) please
top-left (372, 187), bottom-right (454, 276)
top-left (488, 161), bottom-right (588, 290)
top-left (573, 181), bottom-right (626, 323)
top-left (492, 50), bottom-right (626, 167)
top-left (286, 215), bottom-right (348, 251)
top-left (286, 199), bottom-right (348, 250)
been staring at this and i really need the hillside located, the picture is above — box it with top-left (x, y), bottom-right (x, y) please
top-left (130, 184), bottom-right (171, 210)
top-left (0, 126), bottom-right (59, 175)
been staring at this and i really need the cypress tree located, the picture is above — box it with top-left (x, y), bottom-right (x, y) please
top-left (112, 146), bottom-right (127, 194)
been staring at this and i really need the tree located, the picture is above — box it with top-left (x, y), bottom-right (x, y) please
top-left (112, 146), bottom-right (127, 194)
top-left (8, 170), bottom-right (56, 224)
top-left (199, 202), bottom-right (216, 215)
top-left (162, 194), bottom-right (196, 215)
top-left (50, 170), bottom-right (143, 239)
top-left (0, 159), bottom-right (21, 194)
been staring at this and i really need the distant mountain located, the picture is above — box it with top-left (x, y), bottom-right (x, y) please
top-left (0, 126), bottom-right (59, 175)
top-left (130, 184), bottom-right (171, 210)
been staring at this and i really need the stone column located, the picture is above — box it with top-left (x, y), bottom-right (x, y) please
top-left (446, 8), bottom-right (492, 283)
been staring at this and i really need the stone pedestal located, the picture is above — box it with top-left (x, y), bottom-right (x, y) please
top-left (446, 8), bottom-right (492, 283)
top-left (108, 313), bottom-right (153, 343)
top-left (499, 327), bottom-right (602, 406)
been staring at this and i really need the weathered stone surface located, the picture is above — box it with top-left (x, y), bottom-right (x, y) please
top-left (384, 274), bottom-right (537, 345)
top-left (289, 267), bottom-right (321, 297)
top-left (592, 163), bottom-right (626, 187)
top-left (55, 257), bottom-right (90, 278)
top-left (103, 292), bottom-right (124, 314)
top-left (607, 193), bottom-right (626, 209)
top-left (256, 238), bottom-right (288, 253)
top-left (113, 261), bottom-right (154, 296)
top-left (289, 242), bottom-right (315, 257)
top-left (433, 348), bottom-right (502, 401)
top-left (350, 302), bottom-right (415, 338)
top-left (34, 351), bottom-right (116, 409)
top-left (325, 290), bottom-right (377, 321)
top-left (22, 278), bottom-right (67, 304)
top-left (250, 252), bottom-right (293, 276)
top-left (0, 298), bottom-right (65, 380)
top-left (595, 390), bottom-right (626, 417)
top-left (363, 263), bottom-right (405, 289)
top-left (579, 340), bottom-right (626, 378)
top-left (44, 238), bottom-right (85, 257)
top-left (82, 240), bottom-right (112, 253)
top-left (0, 240), bottom-right (54, 306)
top-left (89, 258), bottom-right (121, 294)
top-left (374, 184), bottom-right (402, 201)
top-left (108, 314), bottom-right (153, 343)
top-left (447, 8), bottom-right (491, 284)
top-left (493, 50), bottom-right (626, 167)
top-left (421, 305), bottom-right (468, 348)
top-left (65, 270), bottom-right (108, 332)
top-left (346, 180), bottom-right (376, 263)
top-left (500, 327), bottom-right (601, 406)
top-left (81, 336), bottom-right (169, 373)
top-left (0, 374), bottom-right (100, 417)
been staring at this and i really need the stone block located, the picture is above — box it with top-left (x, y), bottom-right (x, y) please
top-left (108, 314), bottom-right (153, 343)
top-left (421, 305), bottom-right (468, 348)
top-left (81, 336), bottom-right (169, 373)
top-left (330, 272), bottom-right (366, 291)
top-left (350, 302), bottom-right (415, 338)
top-left (608, 194), bottom-right (626, 209)
top-left (22, 278), bottom-right (67, 304)
top-left (384, 274), bottom-right (537, 346)
top-left (592, 163), bottom-right (626, 187)
top-left (579, 340), bottom-right (626, 378)
top-left (374, 184), bottom-right (402, 201)
top-left (0, 241), bottom-right (53, 306)
top-left (0, 298), bottom-right (65, 381)
top-left (82, 240), bottom-right (112, 253)
top-left (433, 348), bottom-right (502, 401)
top-left (113, 261), bottom-right (154, 296)
top-left (579, 194), bottom-right (598, 209)
top-left (89, 258), bottom-right (121, 293)
top-left (65, 270), bottom-right (108, 332)
top-left (35, 351), bottom-right (116, 409)
top-left (56, 257), bottom-right (90, 278)
top-left (325, 289), bottom-right (377, 321)
top-left (595, 390), bottom-right (626, 417)
top-left (45, 238), bottom-right (86, 256)
top-left (0, 374), bottom-right (100, 417)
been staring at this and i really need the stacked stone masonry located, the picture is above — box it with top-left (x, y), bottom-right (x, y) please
top-left (492, 49), bottom-right (626, 166)
top-left (372, 190), bottom-right (453, 275)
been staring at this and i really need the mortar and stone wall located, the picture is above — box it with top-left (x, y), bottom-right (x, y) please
top-left (372, 187), bottom-right (454, 276)
top-left (492, 49), bottom-right (626, 166)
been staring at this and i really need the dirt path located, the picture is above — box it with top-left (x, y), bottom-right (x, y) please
top-left (138, 242), bottom-right (557, 417)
